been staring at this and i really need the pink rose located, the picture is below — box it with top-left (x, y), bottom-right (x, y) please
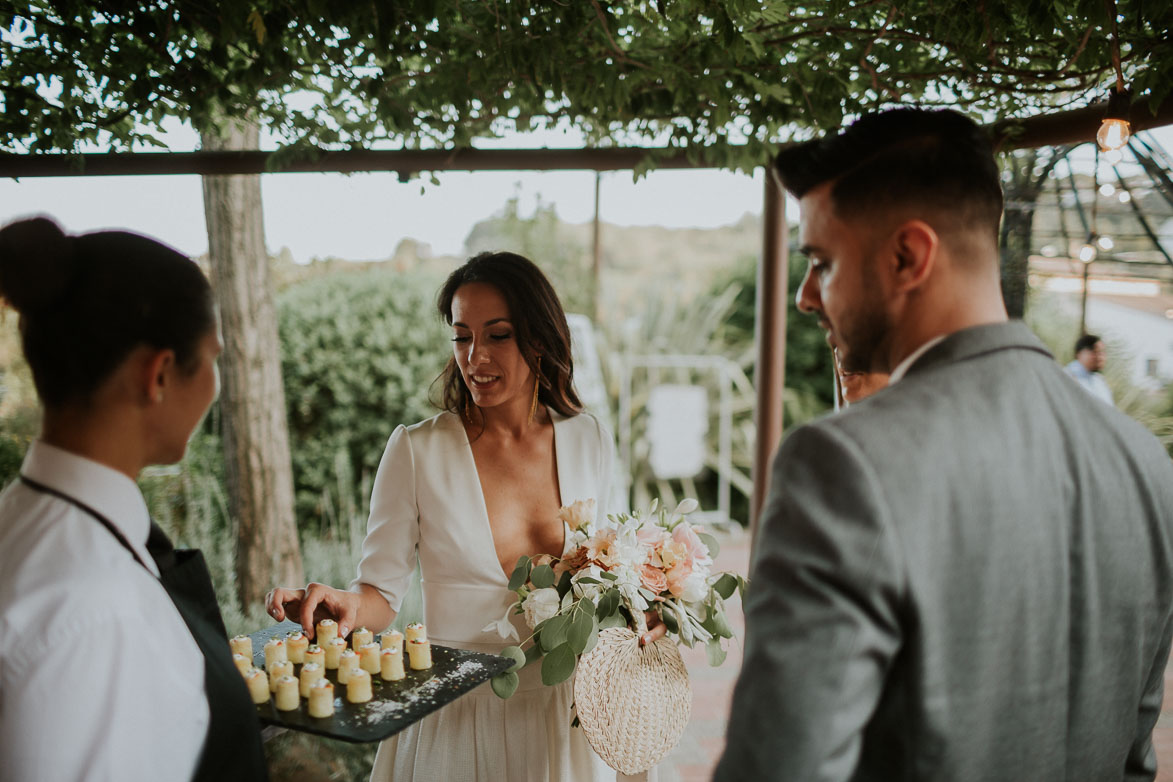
top-left (666, 560), bottom-right (693, 598)
top-left (639, 564), bottom-right (668, 595)
top-left (671, 523), bottom-right (712, 567)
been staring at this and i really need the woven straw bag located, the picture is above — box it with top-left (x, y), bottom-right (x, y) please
top-left (573, 627), bottom-right (691, 774)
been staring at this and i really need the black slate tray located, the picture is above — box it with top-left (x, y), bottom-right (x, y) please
top-left (248, 620), bottom-right (512, 743)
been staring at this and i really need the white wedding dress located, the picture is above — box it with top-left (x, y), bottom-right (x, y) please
top-left (355, 410), bottom-right (614, 782)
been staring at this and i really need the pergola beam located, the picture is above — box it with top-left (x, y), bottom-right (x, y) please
top-left (3, 93), bottom-right (1172, 179)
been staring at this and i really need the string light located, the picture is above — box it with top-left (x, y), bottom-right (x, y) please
top-left (1097, 235), bottom-right (1114, 251)
top-left (1097, 89), bottom-right (1131, 151)
top-left (1097, 1), bottom-right (1130, 152)
top-left (1079, 236), bottom-right (1098, 263)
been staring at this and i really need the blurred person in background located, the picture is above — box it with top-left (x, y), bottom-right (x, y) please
top-left (1065, 333), bottom-right (1114, 406)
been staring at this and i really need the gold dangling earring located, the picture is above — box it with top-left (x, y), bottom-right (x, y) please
top-left (464, 397), bottom-right (474, 423)
top-left (528, 357), bottom-right (541, 424)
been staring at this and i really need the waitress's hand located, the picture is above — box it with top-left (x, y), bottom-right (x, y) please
top-left (640, 611), bottom-right (667, 646)
top-left (265, 583), bottom-right (361, 640)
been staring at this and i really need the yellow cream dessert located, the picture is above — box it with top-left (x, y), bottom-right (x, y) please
top-left (274, 675), bottom-right (299, 711)
top-left (359, 642), bottom-right (381, 675)
top-left (232, 653), bottom-right (251, 675)
top-left (380, 629), bottom-right (403, 653)
top-left (407, 639), bottom-right (432, 670)
top-left (351, 626), bottom-right (373, 651)
top-left (244, 668), bottom-right (269, 704)
top-left (404, 623), bottom-right (427, 643)
top-left (324, 636), bottom-right (347, 669)
top-left (304, 644), bottom-right (325, 668)
top-left (308, 679), bottom-right (335, 718)
top-left (229, 635), bottom-right (253, 658)
top-left (337, 650), bottom-right (359, 684)
top-left (285, 631), bottom-right (309, 664)
top-left (263, 638), bottom-right (287, 671)
top-left (299, 662), bottom-right (324, 698)
top-left (268, 660), bottom-right (293, 692)
top-left (346, 668), bottom-right (372, 703)
top-left (315, 618), bottom-right (338, 646)
top-left (381, 647), bottom-right (405, 681)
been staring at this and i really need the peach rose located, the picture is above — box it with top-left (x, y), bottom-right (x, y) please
top-left (666, 560), bottom-right (693, 598)
top-left (557, 499), bottom-right (596, 532)
top-left (639, 564), bottom-right (668, 595)
top-left (671, 523), bottom-right (711, 567)
top-left (554, 546), bottom-right (590, 577)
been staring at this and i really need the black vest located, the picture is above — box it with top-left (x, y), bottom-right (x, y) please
top-left (21, 476), bottom-right (268, 782)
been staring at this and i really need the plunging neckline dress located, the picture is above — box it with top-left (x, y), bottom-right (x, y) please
top-left (356, 410), bottom-right (614, 781)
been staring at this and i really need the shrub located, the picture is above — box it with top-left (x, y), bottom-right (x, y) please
top-left (278, 268), bottom-right (451, 531)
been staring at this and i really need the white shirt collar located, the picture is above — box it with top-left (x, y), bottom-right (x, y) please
top-left (889, 335), bottom-right (947, 385)
top-left (20, 440), bottom-right (157, 575)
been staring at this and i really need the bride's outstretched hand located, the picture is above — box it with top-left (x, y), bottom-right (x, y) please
top-left (265, 583), bottom-right (361, 640)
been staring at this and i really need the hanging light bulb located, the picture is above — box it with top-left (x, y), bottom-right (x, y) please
top-left (1099, 183), bottom-right (1116, 197)
top-left (1097, 88), bottom-right (1131, 152)
top-left (1097, 235), bottom-right (1114, 250)
top-left (1118, 190), bottom-right (1131, 203)
top-left (1079, 233), bottom-right (1098, 263)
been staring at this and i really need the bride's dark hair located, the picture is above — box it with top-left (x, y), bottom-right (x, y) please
top-left (434, 251), bottom-right (582, 419)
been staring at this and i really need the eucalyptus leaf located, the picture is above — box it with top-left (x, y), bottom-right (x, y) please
top-left (556, 569), bottom-right (573, 597)
top-left (599, 571), bottom-right (618, 581)
top-left (541, 642), bottom-right (577, 686)
top-left (568, 608), bottom-right (597, 654)
top-left (697, 532), bottom-right (720, 558)
top-left (507, 556), bottom-right (533, 591)
top-left (595, 588), bottom-right (621, 619)
top-left (599, 612), bottom-right (628, 630)
top-left (574, 576), bottom-right (602, 585)
top-left (705, 637), bottom-right (727, 667)
top-left (491, 671), bottom-right (519, 698)
top-left (713, 572), bottom-right (738, 600)
top-left (499, 645), bottom-right (526, 674)
top-left (539, 613), bottom-right (570, 652)
top-left (530, 563), bottom-right (555, 589)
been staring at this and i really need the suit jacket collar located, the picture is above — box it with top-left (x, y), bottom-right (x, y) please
top-left (902, 320), bottom-right (1053, 380)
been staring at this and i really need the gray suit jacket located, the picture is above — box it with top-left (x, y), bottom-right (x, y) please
top-left (715, 322), bottom-right (1173, 782)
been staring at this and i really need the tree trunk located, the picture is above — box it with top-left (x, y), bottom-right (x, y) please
top-left (1000, 202), bottom-right (1035, 319)
top-left (200, 120), bottom-right (304, 609)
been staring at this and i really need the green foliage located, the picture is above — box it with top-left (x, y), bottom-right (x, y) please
top-left (708, 249), bottom-right (836, 423)
top-left (464, 194), bottom-right (594, 316)
top-left (4, 2), bottom-right (1172, 169)
top-left (277, 267), bottom-right (450, 530)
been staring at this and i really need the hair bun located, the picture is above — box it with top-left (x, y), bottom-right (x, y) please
top-left (0, 217), bottom-right (78, 313)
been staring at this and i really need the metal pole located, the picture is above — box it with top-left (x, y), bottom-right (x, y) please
top-left (1080, 260), bottom-right (1091, 335)
top-left (593, 172), bottom-right (603, 322)
top-left (750, 171), bottom-right (788, 540)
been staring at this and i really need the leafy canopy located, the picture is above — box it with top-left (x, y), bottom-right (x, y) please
top-left (2, 1), bottom-right (1171, 170)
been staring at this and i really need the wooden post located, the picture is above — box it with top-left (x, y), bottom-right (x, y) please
top-left (750, 171), bottom-right (788, 541)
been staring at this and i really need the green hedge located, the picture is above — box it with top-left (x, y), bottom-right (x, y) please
top-left (278, 268), bottom-right (450, 531)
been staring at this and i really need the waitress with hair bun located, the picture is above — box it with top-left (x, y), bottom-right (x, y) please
top-left (0, 217), bottom-right (267, 781)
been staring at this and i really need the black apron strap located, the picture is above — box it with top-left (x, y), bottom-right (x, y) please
top-left (19, 475), bottom-right (268, 781)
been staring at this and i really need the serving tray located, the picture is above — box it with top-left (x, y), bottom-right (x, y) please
top-left (248, 620), bottom-right (512, 743)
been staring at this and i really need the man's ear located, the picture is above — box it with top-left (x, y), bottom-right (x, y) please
top-left (889, 219), bottom-right (939, 294)
top-left (142, 348), bottom-right (177, 405)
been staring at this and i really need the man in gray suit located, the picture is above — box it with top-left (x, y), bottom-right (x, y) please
top-left (714, 109), bottom-right (1173, 781)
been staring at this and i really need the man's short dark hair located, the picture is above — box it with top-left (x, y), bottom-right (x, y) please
top-left (1075, 334), bottom-right (1103, 354)
top-left (773, 108), bottom-right (1003, 241)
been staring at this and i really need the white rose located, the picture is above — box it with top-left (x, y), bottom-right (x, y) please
top-left (680, 572), bottom-right (709, 604)
top-left (521, 587), bottom-right (561, 629)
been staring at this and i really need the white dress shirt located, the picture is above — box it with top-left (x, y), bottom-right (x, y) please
top-left (1065, 360), bottom-right (1115, 406)
top-left (0, 441), bottom-right (209, 782)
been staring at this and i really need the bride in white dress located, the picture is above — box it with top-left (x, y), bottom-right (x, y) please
top-left (268, 252), bottom-right (663, 781)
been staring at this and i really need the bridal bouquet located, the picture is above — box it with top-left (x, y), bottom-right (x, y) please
top-left (487, 497), bottom-right (747, 699)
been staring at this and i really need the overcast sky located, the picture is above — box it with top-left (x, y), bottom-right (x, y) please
top-left (2, 123), bottom-right (1169, 264)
